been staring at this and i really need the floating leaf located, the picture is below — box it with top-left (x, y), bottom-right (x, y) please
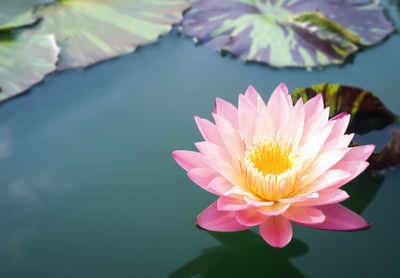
top-left (0, 0), bottom-right (53, 30)
top-left (33, 0), bottom-right (189, 70)
top-left (183, 0), bottom-right (394, 67)
top-left (0, 32), bottom-right (59, 101)
top-left (368, 129), bottom-right (400, 170)
top-left (292, 83), bottom-right (397, 134)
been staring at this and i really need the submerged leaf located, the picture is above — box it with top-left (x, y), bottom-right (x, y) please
top-left (33, 0), bottom-right (189, 70)
top-left (182, 0), bottom-right (394, 67)
top-left (368, 129), bottom-right (400, 170)
top-left (0, 32), bottom-right (59, 101)
top-left (0, 0), bottom-right (53, 30)
top-left (292, 83), bottom-right (397, 134)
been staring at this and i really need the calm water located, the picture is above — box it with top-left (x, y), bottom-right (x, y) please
top-left (0, 1), bottom-right (400, 277)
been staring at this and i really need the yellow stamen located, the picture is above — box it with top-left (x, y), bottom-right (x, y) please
top-left (243, 138), bottom-right (301, 201)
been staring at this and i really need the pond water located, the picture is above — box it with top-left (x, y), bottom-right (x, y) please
top-left (0, 1), bottom-right (399, 277)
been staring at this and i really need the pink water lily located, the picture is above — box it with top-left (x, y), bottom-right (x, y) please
top-left (172, 83), bottom-right (374, 248)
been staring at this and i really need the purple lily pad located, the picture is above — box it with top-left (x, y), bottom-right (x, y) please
top-left (183, 0), bottom-right (394, 67)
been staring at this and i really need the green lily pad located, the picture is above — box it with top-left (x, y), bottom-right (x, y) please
top-left (292, 83), bottom-right (397, 134)
top-left (183, 0), bottom-right (394, 67)
top-left (33, 0), bottom-right (189, 70)
top-left (0, 0), bottom-right (53, 30)
top-left (0, 32), bottom-right (59, 101)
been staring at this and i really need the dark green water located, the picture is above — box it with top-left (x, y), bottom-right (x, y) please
top-left (0, 1), bottom-right (399, 277)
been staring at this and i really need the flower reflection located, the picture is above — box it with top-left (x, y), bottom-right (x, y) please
top-left (169, 229), bottom-right (308, 278)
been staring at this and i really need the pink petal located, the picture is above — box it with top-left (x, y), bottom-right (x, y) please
top-left (259, 216), bottom-right (293, 248)
top-left (194, 116), bottom-right (224, 146)
top-left (326, 113), bottom-right (351, 142)
top-left (303, 94), bottom-right (324, 119)
top-left (301, 107), bottom-right (330, 148)
top-left (279, 192), bottom-right (319, 204)
top-left (213, 113), bottom-right (245, 160)
top-left (302, 148), bottom-right (350, 187)
top-left (329, 112), bottom-right (347, 121)
top-left (217, 196), bottom-right (250, 211)
top-left (187, 168), bottom-right (219, 188)
top-left (207, 176), bottom-right (234, 195)
top-left (195, 141), bottom-right (243, 186)
top-left (256, 203), bottom-right (290, 216)
top-left (238, 94), bottom-right (257, 144)
top-left (300, 120), bottom-right (334, 170)
top-left (172, 150), bottom-right (208, 171)
top-left (244, 85), bottom-right (262, 106)
top-left (298, 169), bottom-right (351, 195)
top-left (253, 104), bottom-right (275, 139)
top-left (294, 188), bottom-right (349, 207)
top-left (277, 98), bottom-right (305, 147)
top-left (196, 201), bottom-right (249, 232)
top-left (330, 161), bottom-right (370, 189)
top-left (299, 204), bottom-right (370, 231)
top-left (283, 206), bottom-right (325, 224)
top-left (235, 208), bottom-right (269, 226)
top-left (341, 145), bottom-right (375, 161)
top-left (266, 83), bottom-right (290, 132)
top-left (215, 97), bottom-right (238, 129)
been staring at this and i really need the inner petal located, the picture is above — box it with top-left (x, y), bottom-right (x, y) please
top-left (243, 138), bottom-right (301, 201)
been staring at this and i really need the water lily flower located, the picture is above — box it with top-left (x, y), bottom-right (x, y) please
top-left (172, 84), bottom-right (374, 248)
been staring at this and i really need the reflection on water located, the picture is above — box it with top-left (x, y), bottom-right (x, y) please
top-left (170, 171), bottom-right (385, 278)
top-left (342, 171), bottom-right (385, 214)
top-left (170, 230), bottom-right (308, 278)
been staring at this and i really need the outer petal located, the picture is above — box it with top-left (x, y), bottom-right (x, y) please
top-left (172, 150), bottom-right (208, 171)
top-left (217, 196), bottom-right (250, 211)
top-left (283, 206), bottom-right (325, 224)
top-left (294, 188), bottom-right (349, 207)
top-left (256, 203), bottom-right (290, 216)
top-left (207, 176), bottom-right (234, 195)
top-left (194, 116), bottom-right (224, 146)
top-left (235, 208), bottom-right (269, 226)
top-left (187, 168), bottom-right (219, 189)
top-left (213, 113), bottom-right (245, 160)
top-left (341, 145), bottom-right (375, 161)
top-left (303, 94), bottom-right (324, 119)
top-left (299, 204), bottom-right (370, 231)
top-left (259, 216), bottom-right (293, 248)
top-left (196, 201), bottom-right (249, 232)
top-left (215, 97), bottom-right (238, 129)
top-left (279, 192), bottom-right (319, 204)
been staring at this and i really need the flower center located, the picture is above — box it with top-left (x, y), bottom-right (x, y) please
top-left (243, 138), bottom-right (301, 201)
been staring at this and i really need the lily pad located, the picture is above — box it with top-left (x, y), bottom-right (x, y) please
top-left (292, 83), bottom-right (397, 134)
top-left (183, 0), bottom-right (394, 67)
top-left (33, 0), bottom-right (190, 70)
top-left (0, 0), bottom-right (53, 30)
top-left (368, 128), bottom-right (400, 170)
top-left (0, 32), bottom-right (59, 101)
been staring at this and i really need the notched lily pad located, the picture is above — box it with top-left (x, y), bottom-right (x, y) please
top-left (183, 0), bottom-right (394, 67)
top-left (0, 0), bottom-right (53, 30)
top-left (34, 0), bottom-right (190, 70)
top-left (0, 32), bottom-right (59, 101)
top-left (368, 128), bottom-right (400, 170)
top-left (292, 83), bottom-right (397, 134)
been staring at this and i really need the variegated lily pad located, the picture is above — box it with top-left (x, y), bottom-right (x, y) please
top-left (0, 0), bottom-right (53, 30)
top-left (34, 0), bottom-right (190, 70)
top-left (183, 0), bottom-right (394, 67)
top-left (0, 32), bottom-right (59, 101)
